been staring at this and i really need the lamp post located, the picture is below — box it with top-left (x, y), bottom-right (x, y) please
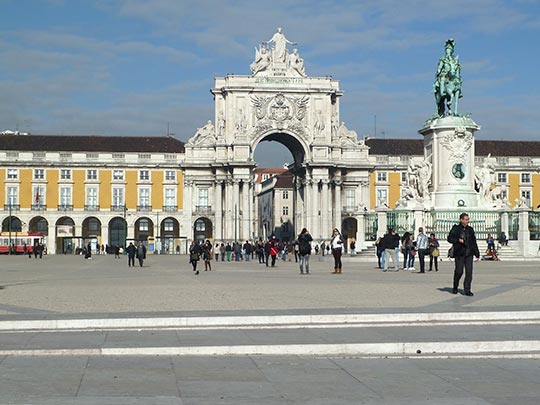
top-left (8, 202), bottom-right (12, 255)
top-left (123, 204), bottom-right (128, 248)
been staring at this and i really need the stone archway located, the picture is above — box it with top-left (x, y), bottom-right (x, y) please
top-left (2, 216), bottom-right (22, 232)
top-left (109, 217), bottom-right (127, 249)
top-left (183, 28), bottom-right (371, 244)
top-left (134, 217), bottom-right (154, 242)
top-left (194, 217), bottom-right (212, 243)
top-left (29, 216), bottom-right (48, 236)
top-left (55, 216), bottom-right (75, 254)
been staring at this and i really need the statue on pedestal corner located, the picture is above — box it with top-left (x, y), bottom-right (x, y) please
top-left (433, 39), bottom-right (462, 116)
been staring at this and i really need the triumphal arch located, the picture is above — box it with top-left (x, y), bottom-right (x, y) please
top-left (184, 28), bottom-right (371, 242)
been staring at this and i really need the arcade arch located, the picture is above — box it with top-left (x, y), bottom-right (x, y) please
top-left (2, 216), bottom-right (22, 232)
top-left (29, 216), bottom-right (48, 236)
top-left (109, 217), bottom-right (127, 249)
top-left (56, 216), bottom-right (75, 254)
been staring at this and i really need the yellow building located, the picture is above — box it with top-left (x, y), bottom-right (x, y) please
top-left (0, 134), bottom-right (185, 254)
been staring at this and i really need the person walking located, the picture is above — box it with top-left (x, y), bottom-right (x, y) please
top-left (447, 213), bottom-right (480, 296)
top-left (405, 234), bottom-right (416, 271)
top-left (428, 233), bottom-right (440, 271)
top-left (293, 241), bottom-right (299, 262)
top-left (331, 228), bottom-right (344, 274)
top-left (203, 240), bottom-right (213, 271)
top-left (320, 241), bottom-right (326, 256)
top-left (416, 227), bottom-right (429, 273)
top-left (269, 237), bottom-right (278, 267)
top-left (297, 228), bottom-right (313, 275)
top-left (243, 241), bottom-right (252, 262)
top-left (264, 239), bottom-right (271, 266)
top-left (126, 242), bottom-right (136, 267)
top-left (189, 241), bottom-right (201, 275)
top-left (375, 236), bottom-right (383, 269)
top-left (401, 232), bottom-right (411, 270)
top-left (114, 245), bottom-right (120, 259)
top-left (214, 243), bottom-right (220, 261)
top-left (136, 242), bottom-right (146, 267)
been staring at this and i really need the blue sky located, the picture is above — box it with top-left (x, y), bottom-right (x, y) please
top-left (1, 0), bottom-right (539, 167)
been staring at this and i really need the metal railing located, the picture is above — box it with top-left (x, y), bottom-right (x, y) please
top-left (137, 205), bottom-right (152, 212)
top-left (162, 205), bottom-right (178, 212)
top-left (4, 204), bottom-right (20, 211)
top-left (58, 204), bottom-right (73, 211)
top-left (31, 204), bottom-right (46, 210)
top-left (111, 205), bottom-right (126, 212)
top-left (529, 212), bottom-right (540, 240)
top-left (194, 205), bottom-right (212, 214)
top-left (387, 211), bottom-right (415, 235)
top-left (364, 213), bottom-right (378, 241)
top-left (84, 205), bottom-right (100, 211)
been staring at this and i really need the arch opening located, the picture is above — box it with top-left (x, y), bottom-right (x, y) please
top-left (55, 216), bottom-right (75, 254)
top-left (109, 217), bottom-right (127, 249)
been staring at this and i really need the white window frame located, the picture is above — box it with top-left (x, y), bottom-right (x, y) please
top-left (138, 187), bottom-right (150, 207)
top-left (376, 188), bottom-right (388, 206)
top-left (112, 170), bottom-right (124, 181)
top-left (165, 170), bottom-right (176, 181)
top-left (33, 169), bottom-right (45, 180)
top-left (377, 172), bottom-right (387, 182)
top-left (87, 169), bottom-right (98, 180)
top-left (521, 190), bottom-right (531, 205)
top-left (164, 188), bottom-right (176, 207)
top-left (497, 173), bottom-right (507, 183)
top-left (32, 185), bottom-right (46, 206)
top-left (282, 190), bottom-right (289, 200)
top-left (86, 187), bottom-right (98, 207)
top-left (7, 169), bottom-right (18, 180)
top-left (345, 188), bottom-right (355, 208)
top-left (112, 187), bottom-right (124, 207)
top-left (59, 186), bottom-right (72, 207)
top-left (139, 170), bottom-right (150, 181)
top-left (521, 173), bottom-right (531, 183)
top-left (198, 188), bottom-right (209, 207)
top-left (282, 206), bottom-right (289, 216)
top-left (60, 169), bottom-right (71, 180)
top-left (6, 186), bottom-right (18, 206)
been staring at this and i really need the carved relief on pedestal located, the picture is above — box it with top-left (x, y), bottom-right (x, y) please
top-left (441, 126), bottom-right (473, 163)
top-left (186, 120), bottom-right (216, 146)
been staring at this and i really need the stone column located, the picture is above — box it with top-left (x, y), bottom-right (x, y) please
top-left (375, 206), bottom-right (388, 238)
top-left (311, 180), bottom-right (320, 240)
top-left (248, 181), bottom-right (255, 240)
top-left (232, 180), bottom-right (240, 241)
top-left (214, 180), bottom-right (223, 241)
top-left (305, 177), bottom-right (313, 232)
top-left (101, 224), bottom-right (109, 250)
top-left (241, 181), bottom-right (250, 241)
top-left (320, 180), bottom-right (329, 240)
top-left (184, 179), bottom-right (193, 242)
top-left (517, 207), bottom-right (530, 255)
top-left (334, 180), bottom-right (342, 230)
top-left (224, 180), bottom-right (233, 241)
top-left (500, 211), bottom-right (509, 241)
top-left (413, 206), bottom-right (424, 234)
top-left (47, 224), bottom-right (56, 255)
top-left (356, 214), bottom-right (366, 250)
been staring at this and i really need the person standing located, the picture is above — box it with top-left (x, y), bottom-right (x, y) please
top-left (219, 243), bottom-right (226, 261)
top-left (269, 237), bottom-right (278, 267)
top-left (243, 241), bottom-right (252, 262)
top-left (375, 236), bottom-right (383, 269)
top-left (114, 245), bottom-right (120, 259)
top-left (428, 233), bottom-right (440, 271)
top-left (297, 228), bottom-right (313, 275)
top-left (293, 241), bottom-right (299, 262)
top-left (203, 240), bottom-right (213, 271)
top-left (320, 241), bottom-right (326, 256)
top-left (382, 228), bottom-right (397, 272)
top-left (447, 213), bottom-right (480, 296)
top-left (331, 228), bottom-right (343, 274)
top-left (350, 238), bottom-right (356, 256)
top-left (136, 242), bottom-right (146, 267)
top-left (225, 242), bottom-right (232, 261)
top-left (415, 227), bottom-right (429, 273)
top-left (189, 241), bottom-right (201, 275)
top-left (126, 242), bottom-right (136, 267)
top-left (264, 239), bottom-right (271, 267)
top-left (401, 232), bottom-right (411, 270)
top-left (214, 243), bottom-right (220, 261)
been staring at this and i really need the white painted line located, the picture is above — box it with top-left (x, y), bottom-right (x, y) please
top-left (2, 311), bottom-right (540, 332)
top-left (1, 340), bottom-right (540, 357)
top-left (2, 319), bottom-right (540, 334)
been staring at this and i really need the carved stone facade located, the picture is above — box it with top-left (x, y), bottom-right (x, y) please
top-left (184, 29), bottom-right (370, 243)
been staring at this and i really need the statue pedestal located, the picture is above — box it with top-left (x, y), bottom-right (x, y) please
top-left (419, 116), bottom-right (480, 209)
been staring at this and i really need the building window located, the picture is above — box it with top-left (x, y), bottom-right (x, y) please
top-left (282, 190), bottom-right (289, 200)
top-left (112, 187), bottom-right (124, 207)
top-left (7, 169), bottom-right (18, 179)
top-left (262, 174), bottom-right (270, 181)
top-left (60, 187), bottom-right (72, 206)
top-left (60, 169), bottom-right (71, 180)
top-left (88, 218), bottom-right (99, 232)
top-left (33, 185), bottom-right (45, 205)
top-left (86, 187), bottom-right (98, 207)
top-left (113, 170), bottom-right (124, 180)
top-left (282, 206), bottom-right (289, 216)
top-left (138, 188), bottom-right (150, 207)
top-left (376, 189), bottom-right (388, 206)
top-left (165, 188), bottom-right (176, 207)
top-left (34, 169), bottom-right (45, 180)
top-left (139, 218), bottom-right (149, 231)
top-left (521, 190), bottom-right (531, 205)
top-left (345, 188), bottom-right (355, 209)
top-left (521, 173), bottom-right (531, 183)
top-left (86, 153), bottom-right (99, 160)
top-left (497, 173), bottom-right (507, 183)
top-left (7, 186), bottom-right (18, 206)
top-left (112, 153), bottom-right (125, 160)
top-left (87, 169), bottom-right (98, 180)
top-left (165, 170), bottom-right (176, 181)
top-left (377, 172), bottom-right (387, 182)
top-left (138, 153), bottom-right (151, 160)
top-left (163, 218), bottom-right (174, 232)
top-left (401, 172), bottom-right (407, 183)
top-left (139, 170), bottom-right (150, 181)
top-left (198, 188), bottom-right (208, 207)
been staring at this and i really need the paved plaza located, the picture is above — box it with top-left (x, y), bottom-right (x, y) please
top-left (1, 255), bottom-right (540, 404)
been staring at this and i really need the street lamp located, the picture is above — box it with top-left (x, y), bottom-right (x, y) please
top-left (8, 202), bottom-right (11, 255)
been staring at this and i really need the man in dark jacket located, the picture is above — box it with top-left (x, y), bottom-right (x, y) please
top-left (447, 213), bottom-right (480, 296)
top-left (126, 242), bottom-right (136, 267)
top-left (137, 242), bottom-right (147, 267)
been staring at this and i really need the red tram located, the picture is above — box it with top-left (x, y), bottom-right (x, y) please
top-left (0, 232), bottom-right (44, 254)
